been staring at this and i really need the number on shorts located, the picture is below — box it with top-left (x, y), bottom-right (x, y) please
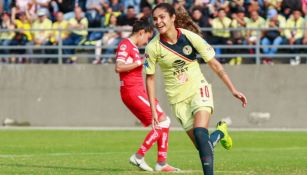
top-left (200, 85), bottom-right (210, 98)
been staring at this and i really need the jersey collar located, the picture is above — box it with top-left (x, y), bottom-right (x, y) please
top-left (159, 28), bottom-right (181, 44)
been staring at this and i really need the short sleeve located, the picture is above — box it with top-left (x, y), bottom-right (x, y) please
top-left (183, 29), bottom-right (215, 63)
top-left (144, 44), bottom-right (157, 75)
top-left (116, 42), bottom-right (129, 63)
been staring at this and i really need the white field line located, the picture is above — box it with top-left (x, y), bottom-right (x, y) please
top-left (0, 147), bottom-right (305, 158)
top-left (0, 126), bottom-right (307, 132)
top-left (121, 170), bottom-right (250, 174)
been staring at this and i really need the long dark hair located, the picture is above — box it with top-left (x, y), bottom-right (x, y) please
top-left (152, 3), bottom-right (203, 37)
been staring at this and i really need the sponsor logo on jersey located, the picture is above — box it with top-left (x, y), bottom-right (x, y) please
top-left (183, 45), bottom-right (192, 55)
top-left (172, 60), bottom-right (188, 84)
top-left (118, 51), bottom-right (128, 57)
top-left (120, 44), bottom-right (127, 51)
top-left (172, 60), bottom-right (186, 69)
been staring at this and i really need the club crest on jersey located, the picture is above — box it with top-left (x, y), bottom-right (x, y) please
top-left (120, 44), bottom-right (127, 51)
top-left (183, 45), bottom-right (192, 55)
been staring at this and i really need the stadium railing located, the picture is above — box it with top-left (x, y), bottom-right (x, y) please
top-left (0, 27), bottom-right (306, 64)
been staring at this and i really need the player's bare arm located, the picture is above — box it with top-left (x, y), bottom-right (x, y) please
top-left (208, 58), bottom-right (247, 108)
top-left (115, 59), bottom-right (144, 73)
top-left (146, 74), bottom-right (159, 128)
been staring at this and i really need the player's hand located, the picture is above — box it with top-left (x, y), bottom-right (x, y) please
top-left (151, 111), bottom-right (159, 130)
top-left (233, 90), bottom-right (247, 108)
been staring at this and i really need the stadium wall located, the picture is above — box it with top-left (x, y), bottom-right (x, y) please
top-left (0, 65), bottom-right (306, 129)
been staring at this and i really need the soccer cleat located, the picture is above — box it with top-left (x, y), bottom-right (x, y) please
top-left (216, 121), bottom-right (233, 150)
top-left (129, 154), bottom-right (153, 172)
top-left (155, 163), bottom-right (181, 172)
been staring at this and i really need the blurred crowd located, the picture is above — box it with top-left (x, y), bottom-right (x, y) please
top-left (0, 0), bottom-right (306, 64)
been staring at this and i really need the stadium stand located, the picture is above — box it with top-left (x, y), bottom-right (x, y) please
top-left (0, 0), bottom-right (306, 64)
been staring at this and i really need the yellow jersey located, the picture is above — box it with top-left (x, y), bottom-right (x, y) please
top-left (145, 28), bottom-right (215, 104)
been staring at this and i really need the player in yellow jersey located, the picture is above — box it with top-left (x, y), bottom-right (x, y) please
top-left (144, 3), bottom-right (247, 175)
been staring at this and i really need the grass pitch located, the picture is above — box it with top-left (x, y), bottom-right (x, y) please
top-left (0, 129), bottom-right (306, 175)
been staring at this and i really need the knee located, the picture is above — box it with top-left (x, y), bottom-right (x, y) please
top-left (193, 127), bottom-right (209, 141)
top-left (157, 116), bottom-right (170, 128)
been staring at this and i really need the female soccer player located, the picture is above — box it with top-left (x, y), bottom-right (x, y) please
top-left (115, 19), bottom-right (179, 172)
top-left (145, 3), bottom-right (247, 175)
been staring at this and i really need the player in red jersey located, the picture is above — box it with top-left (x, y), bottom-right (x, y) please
top-left (115, 19), bottom-right (180, 172)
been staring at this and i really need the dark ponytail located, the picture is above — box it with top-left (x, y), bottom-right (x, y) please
top-left (132, 18), bottom-right (154, 34)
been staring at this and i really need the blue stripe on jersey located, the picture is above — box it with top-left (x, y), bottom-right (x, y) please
top-left (160, 33), bottom-right (197, 61)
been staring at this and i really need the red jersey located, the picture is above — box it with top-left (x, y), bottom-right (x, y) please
top-left (116, 38), bottom-right (143, 88)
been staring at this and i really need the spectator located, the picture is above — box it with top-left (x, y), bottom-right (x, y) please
top-left (46, 11), bottom-right (68, 63)
top-left (0, 12), bottom-right (15, 63)
top-left (246, 0), bottom-right (265, 17)
top-left (229, 7), bottom-right (249, 65)
top-left (54, 0), bottom-right (76, 20)
top-left (117, 5), bottom-right (138, 26)
top-left (155, 0), bottom-right (168, 5)
top-left (281, 0), bottom-right (302, 19)
top-left (102, 1), bottom-right (122, 27)
top-left (303, 0), bottom-right (307, 16)
top-left (229, 0), bottom-right (244, 13)
top-left (302, 20), bottom-right (307, 60)
top-left (264, 0), bottom-right (282, 11)
top-left (1, 0), bottom-right (12, 13)
top-left (211, 8), bottom-right (232, 63)
top-left (191, 6), bottom-right (210, 29)
top-left (63, 6), bottom-right (88, 63)
top-left (210, 0), bottom-right (230, 15)
top-left (140, 0), bottom-right (153, 10)
top-left (260, 8), bottom-right (284, 64)
top-left (33, 0), bottom-right (52, 18)
top-left (284, 10), bottom-right (304, 64)
top-left (191, 6), bottom-right (212, 40)
top-left (93, 13), bottom-right (122, 64)
top-left (109, 0), bottom-right (125, 13)
top-left (76, 0), bottom-right (87, 11)
top-left (11, 11), bottom-right (32, 63)
top-left (27, 9), bottom-right (52, 63)
top-left (85, 0), bottom-right (104, 41)
top-left (245, 10), bottom-right (265, 54)
top-left (303, 20), bottom-right (307, 45)
top-left (123, 0), bottom-right (141, 14)
top-left (11, 0), bottom-right (36, 21)
top-left (138, 4), bottom-right (152, 21)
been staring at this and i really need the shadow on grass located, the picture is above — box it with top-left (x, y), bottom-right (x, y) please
top-left (0, 163), bottom-right (126, 172)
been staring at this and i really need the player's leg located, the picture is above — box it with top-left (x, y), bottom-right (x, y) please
top-left (129, 125), bottom-right (160, 172)
top-left (121, 90), bottom-right (157, 171)
top-left (189, 109), bottom-right (214, 175)
top-left (189, 83), bottom-right (215, 175)
top-left (154, 107), bottom-right (180, 172)
top-left (133, 95), bottom-right (179, 172)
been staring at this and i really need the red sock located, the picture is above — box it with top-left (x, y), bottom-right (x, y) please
top-left (137, 128), bottom-right (162, 157)
top-left (157, 127), bottom-right (169, 162)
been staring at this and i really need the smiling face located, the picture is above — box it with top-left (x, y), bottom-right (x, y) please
top-left (152, 7), bottom-right (176, 35)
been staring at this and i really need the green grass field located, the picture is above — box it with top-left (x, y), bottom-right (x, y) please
top-left (0, 129), bottom-right (306, 175)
